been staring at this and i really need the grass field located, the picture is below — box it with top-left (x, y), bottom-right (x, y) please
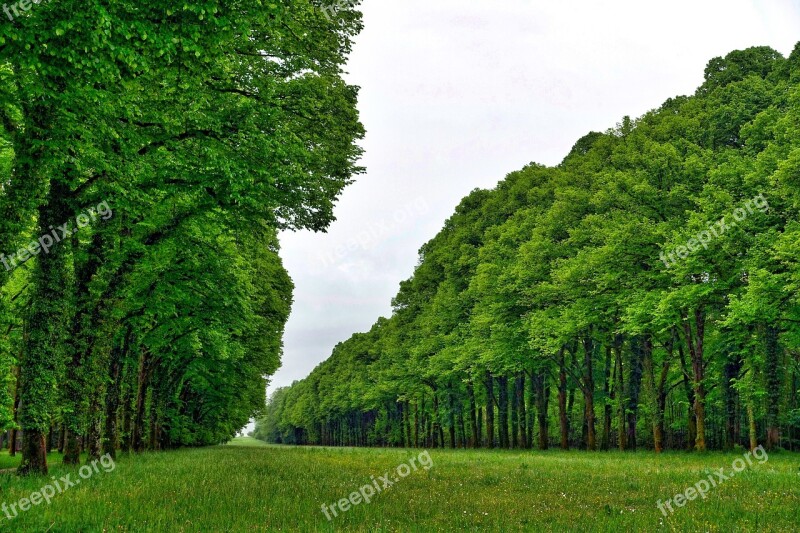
top-left (0, 440), bottom-right (798, 531)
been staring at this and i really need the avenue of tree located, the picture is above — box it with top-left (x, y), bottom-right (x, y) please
top-left (257, 45), bottom-right (800, 453)
top-left (0, 1), bottom-right (365, 475)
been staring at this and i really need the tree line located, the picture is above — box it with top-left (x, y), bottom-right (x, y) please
top-left (0, 0), bottom-right (365, 475)
top-left (256, 44), bottom-right (800, 453)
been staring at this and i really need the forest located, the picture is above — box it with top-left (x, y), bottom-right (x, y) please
top-left (0, 1), bottom-right (798, 530)
top-left (256, 44), bottom-right (800, 453)
top-left (0, 1), bottom-right (365, 475)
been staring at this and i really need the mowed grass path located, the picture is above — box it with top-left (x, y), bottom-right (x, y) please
top-left (0, 440), bottom-right (798, 531)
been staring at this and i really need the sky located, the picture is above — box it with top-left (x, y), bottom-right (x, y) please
top-left (265, 0), bottom-right (800, 403)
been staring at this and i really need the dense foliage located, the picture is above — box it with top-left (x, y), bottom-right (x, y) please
top-left (0, 0), bottom-right (365, 474)
top-left (257, 44), bottom-right (800, 453)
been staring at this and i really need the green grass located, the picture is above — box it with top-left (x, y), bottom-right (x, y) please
top-left (0, 450), bottom-right (63, 471)
top-left (224, 436), bottom-right (270, 447)
top-left (0, 443), bottom-right (798, 531)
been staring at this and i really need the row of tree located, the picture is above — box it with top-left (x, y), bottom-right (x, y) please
top-left (256, 44), bottom-right (800, 453)
top-left (0, 1), bottom-right (365, 474)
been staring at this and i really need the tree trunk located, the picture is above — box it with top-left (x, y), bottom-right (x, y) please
top-left (678, 343), bottom-right (697, 450)
top-left (497, 376), bottom-right (510, 448)
top-left (765, 325), bottom-right (782, 450)
top-left (510, 375), bottom-right (519, 448)
top-left (485, 372), bottom-right (495, 448)
top-left (516, 372), bottom-right (528, 449)
top-left (722, 351), bottom-right (742, 450)
top-left (86, 398), bottom-right (103, 461)
top-left (425, 411), bottom-right (433, 448)
top-left (148, 389), bottom-right (160, 451)
top-left (468, 382), bottom-right (478, 448)
top-left (477, 407), bottom-right (483, 448)
top-left (104, 384), bottom-right (120, 457)
top-left (602, 345), bottom-right (613, 451)
top-left (103, 331), bottom-right (128, 458)
top-left (557, 348), bottom-right (569, 450)
top-left (19, 181), bottom-right (75, 476)
top-left (63, 429), bottom-right (82, 465)
top-left (657, 332), bottom-right (674, 450)
top-left (414, 398), bottom-right (420, 447)
top-left (431, 387), bottom-right (442, 448)
top-left (527, 370), bottom-right (535, 448)
top-left (447, 391), bottom-right (456, 449)
top-left (133, 351), bottom-right (150, 452)
top-left (614, 335), bottom-right (626, 451)
top-left (582, 336), bottom-right (597, 451)
top-left (58, 424), bottom-right (66, 454)
top-left (643, 336), bottom-right (665, 453)
top-left (458, 406), bottom-right (466, 449)
top-left (9, 366), bottom-right (19, 456)
top-left (535, 371), bottom-right (549, 450)
top-left (747, 400), bottom-right (758, 451)
top-left (121, 377), bottom-right (133, 452)
top-left (684, 308), bottom-right (707, 452)
top-left (18, 430), bottom-right (48, 476)
top-left (46, 426), bottom-right (54, 453)
top-left (626, 337), bottom-right (645, 450)
top-left (8, 428), bottom-right (17, 456)
top-left (404, 401), bottom-right (412, 448)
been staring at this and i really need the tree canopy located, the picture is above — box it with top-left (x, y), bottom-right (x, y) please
top-left (0, 0), bottom-right (365, 474)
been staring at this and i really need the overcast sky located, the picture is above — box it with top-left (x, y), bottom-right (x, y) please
top-left (266, 0), bottom-right (800, 400)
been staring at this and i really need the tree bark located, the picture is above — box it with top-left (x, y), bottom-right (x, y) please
top-left (557, 348), bottom-right (568, 450)
top-left (468, 381), bottom-right (478, 448)
top-left (678, 343), bottom-right (697, 449)
top-left (485, 372), bottom-right (495, 448)
top-left (86, 398), bottom-right (103, 461)
top-left (403, 401), bottom-right (412, 448)
top-left (747, 401), bottom-right (758, 451)
top-left (447, 391), bottom-right (456, 449)
top-left (103, 329), bottom-right (128, 458)
top-left (765, 325), bottom-right (782, 450)
top-left (497, 376), bottom-right (509, 448)
top-left (516, 372), bottom-right (527, 449)
top-left (431, 386), bottom-right (442, 448)
top-left (58, 424), bottom-right (66, 454)
top-left (18, 430), bottom-right (47, 476)
top-left (63, 429), bottom-right (82, 465)
top-left (626, 337), bottom-right (645, 450)
top-left (602, 345), bottom-right (613, 451)
top-left (414, 398), bottom-right (420, 447)
top-left (535, 371), bottom-right (549, 450)
top-left (19, 179), bottom-right (74, 476)
top-left (683, 307), bottom-right (707, 452)
top-left (510, 375), bottom-right (519, 448)
top-left (133, 351), bottom-right (150, 452)
top-left (582, 336), bottom-right (597, 451)
top-left (722, 351), bottom-right (742, 450)
top-left (527, 370), bottom-right (535, 448)
top-left (9, 373), bottom-right (19, 456)
top-left (46, 426), bottom-right (54, 453)
top-left (614, 335), bottom-right (626, 451)
top-left (643, 336), bottom-right (666, 453)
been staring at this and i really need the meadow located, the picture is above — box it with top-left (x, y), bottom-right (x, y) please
top-left (0, 440), bottom-right (797, 531)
